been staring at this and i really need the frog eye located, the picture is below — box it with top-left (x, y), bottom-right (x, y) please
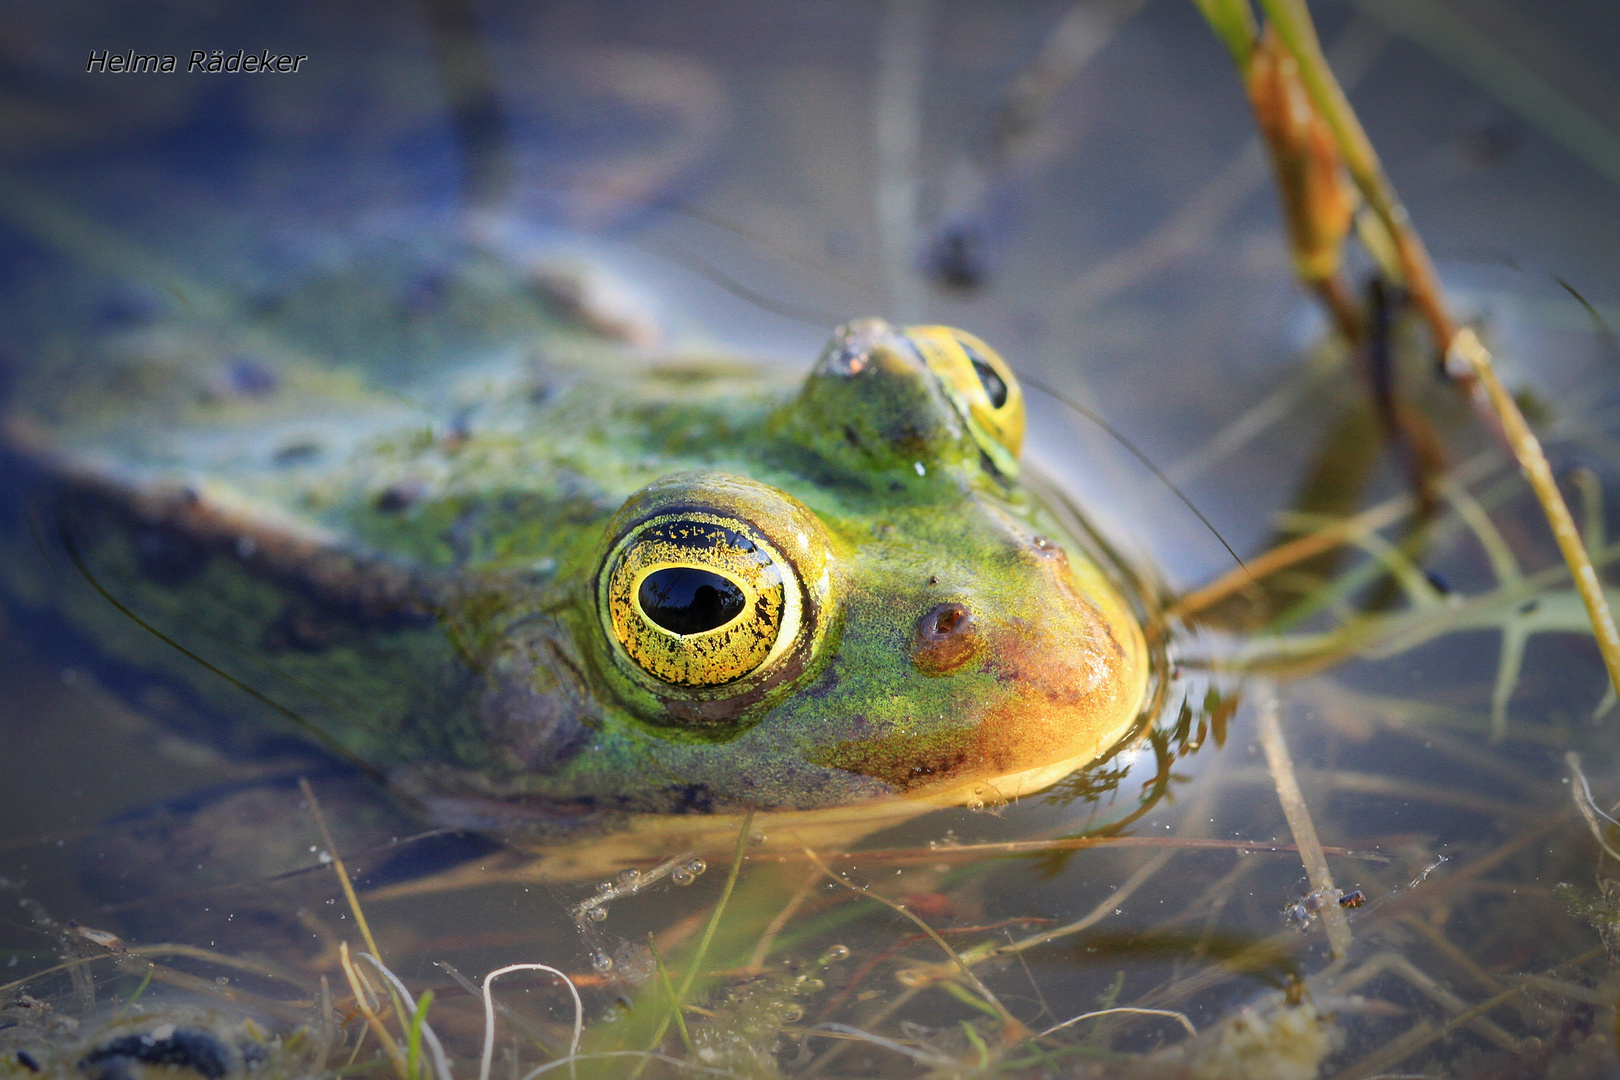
top-left (604, 512), bottom-right (803, 688)
top-left (905, 325), bottom-right (1025, 475)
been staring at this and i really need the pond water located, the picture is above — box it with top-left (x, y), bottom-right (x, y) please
top-left (2, 2), bottom-right (1620, 1078)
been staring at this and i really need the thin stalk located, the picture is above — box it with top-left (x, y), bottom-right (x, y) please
top-left (478, 964), bottom-right (582, 1080)
top-left (406, 990), bottom-right (434, 1080)
top-left (745, 868), bottom-right (821, 971)
top-left (1452, 330), bottom-right (1620, 708)
top-left (1253, 0), bottom-right (1455, 353)
top-left (338, 941), bottom-right (408, 1080)
top-left (801, 847), bottom-right (1023, 1040)
top-left (111, 964), bottom-right (155, 1022)
top-left (359, 955), bottom-right (453, 1080)
top-left (648, 934), bottom-right (693, 1056)
top-left (1565, 752), bottom-right (1620, 863)
top-left (634, 811), bottom-right (753, 1071)
top-left (1190, 0), bottom-right (1259, 65)
top-left (299, 779), bottom-right (386, 965)
top-left (1256, 683), bottom-right (1352, 958)
top-left (301, 778), bottom-right (413, 1043)
top-left (1039, 1006), bottom-right (1196, 1040)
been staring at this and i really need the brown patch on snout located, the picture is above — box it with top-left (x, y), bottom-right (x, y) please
top-left (963, 558), bottom-right (1143, 779)
top-left (912, 602), bottom-right (982, 675)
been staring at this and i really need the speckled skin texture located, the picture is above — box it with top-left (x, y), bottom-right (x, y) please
top-left (2, 268), bottom-right (1152, 829)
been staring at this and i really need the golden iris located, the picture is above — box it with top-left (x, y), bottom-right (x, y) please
top-left (605, 511), bottom-right (801, 687)
top-left (906, 325), bottom-right (1025, 474)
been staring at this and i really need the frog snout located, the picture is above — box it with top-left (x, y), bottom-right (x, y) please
top-left (912, 602), bottom-right (982, 674)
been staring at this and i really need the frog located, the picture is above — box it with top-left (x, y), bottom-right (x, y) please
top-left (0, 242), bottom-right (1157, 888)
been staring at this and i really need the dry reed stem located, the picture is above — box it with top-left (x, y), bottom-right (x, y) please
top-left (1246, 0), bottom-right (1620, 708)
top-left (479, 963), bottom-right (583, 1080)
top-left (1394, 914), bottom-right (1504, 997)
top-left (1327, 1016), bottom-right (1437, 1080)
top-left (0, 943), bottom-right (309, 1001)
top-left (1038, 1006), bottom-right (1196, 1040)
top-left (299, 778), bottom-right (386, 965)
top-left (1335, 952), bottom-right (1520, 1052)
top-left (990, 848), bottom-right (1177, 964)
top-left (1254, 0), bottom-right (1454, 350)
top-left (800, 846), bottom-right (1022, 1039)
top-left (801, 986), bottom-right (924, 1077)
top-left (359, 953), bottom-right (453, 1080)
top-left (1451, 328), bottom-right (1620, 708)
top-left (339, 941), bottom-right (409, 1079)
top-left (1222, 765), bottom-right (1539, 822)
top-left (990, 746), bottom-right (1224, 969)
top-left (1256, 683), bottom-right (1352, 958)
top-left (1346, 987), bottom-right (1526, 1080)
top-left (435, 960), bottom-right (563, 1058)
top-left (1565, 751), bottom-right (1620, 863)
top-left (1168, 494), bottom-right (1412, 619)
top-left (746, 868), bottom-right (821, 971)
top-left (800, 1024), bottom-right (959, 1069)
top-left (1513, 973), bottom-right (1615, 1009)
top-left (818, 834), bottom-right (1366, 865)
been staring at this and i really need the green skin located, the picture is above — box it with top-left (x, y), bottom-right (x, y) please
top-left (4, 266), bottom-right (1152, 831)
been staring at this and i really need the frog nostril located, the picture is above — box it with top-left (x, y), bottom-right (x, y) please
top-left (920, 602), bottom-right (971, 641)
top-left (1030, 535), bottom-right (1067, 563)
top-left (913, 603), bottom-right (980, 674)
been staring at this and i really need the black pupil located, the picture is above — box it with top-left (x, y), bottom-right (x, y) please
top-left (966, 349), bottom-right (1009, 409)
top-left (639, 567), bottom-right (746, 635)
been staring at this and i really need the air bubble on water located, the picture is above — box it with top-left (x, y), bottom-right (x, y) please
top-left (965, 783), bottom-right (1007, 814)
top-left (819, 945), bottom-right (850, 964)
top-left (795, 977), bottom-right (825, 994)
top-left (613, 942), bottom-right (655, 983)
top-left (617, 869), bottom-right (641, 888)
top-left (215, 976), bottom-right (229, 985)
top-left (672, 867), bottom-right (695, 886)
top-left (688, 858), bottom-right (707, 876)
top-left (591, 951), bottom-right (614, 973)
top-left (596, 881), bottom-right (615, 895)
top-left (780, 1004), bottom-right (805, 1023)
top-left (587, 906), bottom-right (609, 923)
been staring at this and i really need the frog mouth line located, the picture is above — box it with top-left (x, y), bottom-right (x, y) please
top-left (408, 723), bottom-right (1159, 878)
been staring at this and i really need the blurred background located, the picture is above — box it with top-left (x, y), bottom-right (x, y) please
top-left (2, 0), bottom-right (1616, 581)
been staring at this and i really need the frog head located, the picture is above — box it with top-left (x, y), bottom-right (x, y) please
top-left (569, 319), bottom-right (1152, 812)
